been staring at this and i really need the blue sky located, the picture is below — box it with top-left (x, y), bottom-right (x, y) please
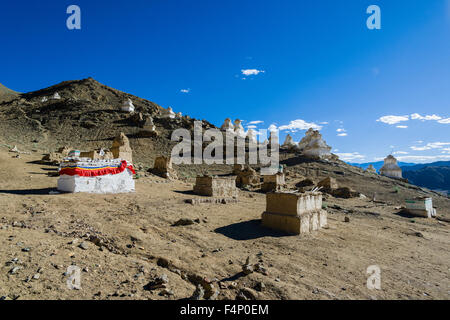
top-left (1, 0), bottom-right (449, 163)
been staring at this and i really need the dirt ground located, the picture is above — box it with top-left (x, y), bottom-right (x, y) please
top-left (0, 148), bottom-right (449, 300)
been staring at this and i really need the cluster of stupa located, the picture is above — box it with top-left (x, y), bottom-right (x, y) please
top-left (280, 129), bottom-right (332, 159)
top-left (41, 92), bottom-right (61, 103)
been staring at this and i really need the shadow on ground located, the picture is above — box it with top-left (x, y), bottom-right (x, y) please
top-left (214, 219), bottom-right (291, 240)
top-left (0, 187), bottom-right (57, 195)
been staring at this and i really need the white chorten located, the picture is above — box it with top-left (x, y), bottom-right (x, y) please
top-left (379, 155), bottom-right (402, 179)
top-left (282, 134), bottom-right (297, 149)
top-left (220, 118), bottom-right (234, 132)
top-left (161, 106), bottom-right (176, 119)
top-left (298, 128), bottom-right (332, 158)
top-left (234, 119), bottom-right (245, 137)
top-left (142, 116), bottom-right (156, 132)
top-left (41, 96), bottom-right (48, 103)
top-left (121, 98), bottom-right (135, 113)
top-left (366, 164), bottom-right (377, 174)
top-left (52, 92), bottom-right (61, 100)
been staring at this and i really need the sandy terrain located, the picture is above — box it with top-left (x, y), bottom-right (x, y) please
top-left (0, 148), bottom-right (449, 300)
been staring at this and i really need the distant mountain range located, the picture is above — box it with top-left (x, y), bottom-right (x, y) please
top-left (349, 161), bottom-right (450, 195)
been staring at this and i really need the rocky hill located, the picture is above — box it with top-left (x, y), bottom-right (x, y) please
top-left (0, 78), bottom-right (215, 170)
top-left (0, 83), bottom-right (18, 103)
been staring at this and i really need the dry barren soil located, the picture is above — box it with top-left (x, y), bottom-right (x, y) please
top-left (0, 148), bottom-right (449, 300)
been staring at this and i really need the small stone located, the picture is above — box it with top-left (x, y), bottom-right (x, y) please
top-left (255, 282), bottom-right (265, 292)
top-left (32, 273), bottom-right (40, 280)
top-left (242, 256), bottom-right (254, 275)
top-left (9, 266), bottom-right (21, 274)
top-left (79, 242), bottom-right (89, 250)
top-left (190, 285), bottom-right (205, 300)
top-left (344, 217), bottom-right (350, 223)
top-left (172, 218), bottom-right (195, 226)
top-left (22, 247), bottom-right (31, 252)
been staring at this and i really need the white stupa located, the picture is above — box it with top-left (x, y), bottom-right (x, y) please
top-left (298, 128), bottom-right (332, 158)
top-left (41, 96), bottom-right (48, 103)
top-left (282, 134), bottom-right (297, 149)
top-left (366, 164), bottom-right (377, 174)
top-left (121, 98), bottom-right (135, 113)
top-left (220, 118), bottom-right (234, 132)
top-left (142, 116), bottom-right (156, 132)
top-left (379, 155), bottom-right (402, 179)
top-left (161, 106), bottom-right (176, 119)
top-left (234, 119), bottom-right (245, 137)
top-left (52, 92), bottom-right (61, 100)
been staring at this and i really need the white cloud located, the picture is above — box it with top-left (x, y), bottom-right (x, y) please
top-left (337, 133), bottom-right (348, 137)
top-left (410, 113), bottom-right (442, 121)
top-left (241, 69), bottom-right (265, 76)
top-left (336, 152), bottom-right (366, 162)
top-left (278, 119), bottom-right (322, 131)
top-left (268, 124), bottom-right (278, 132)
top-left (438, 118), bottom-right (450, 124)
top-left (180, 88), bottom-right (190, 93)
top-left (377, 113), bottom-right (450, 126)
top-left (395, 155), bottom-right (450, 163)
top-left (393, 151), bottom-right (409, 155)
top-left (376, 115), bottom-right (410, 125)
top-left (410, 142), bottom-right (450, 151)
top-left (336, 128), bottom-right (346, 132)
top-left (246, 125), bottom-right (257, 129)
top-left (248, 120), bottom-right (264, 125)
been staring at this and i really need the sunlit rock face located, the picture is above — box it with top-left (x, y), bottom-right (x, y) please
top-left (220, 118), bottom-right (234, 132)
top-left (121, 98), bottom-right (135, 112)
top-left (298, 128), bottom-right (332, 158)
top-left (380, 155), bottom-right (403, 179)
